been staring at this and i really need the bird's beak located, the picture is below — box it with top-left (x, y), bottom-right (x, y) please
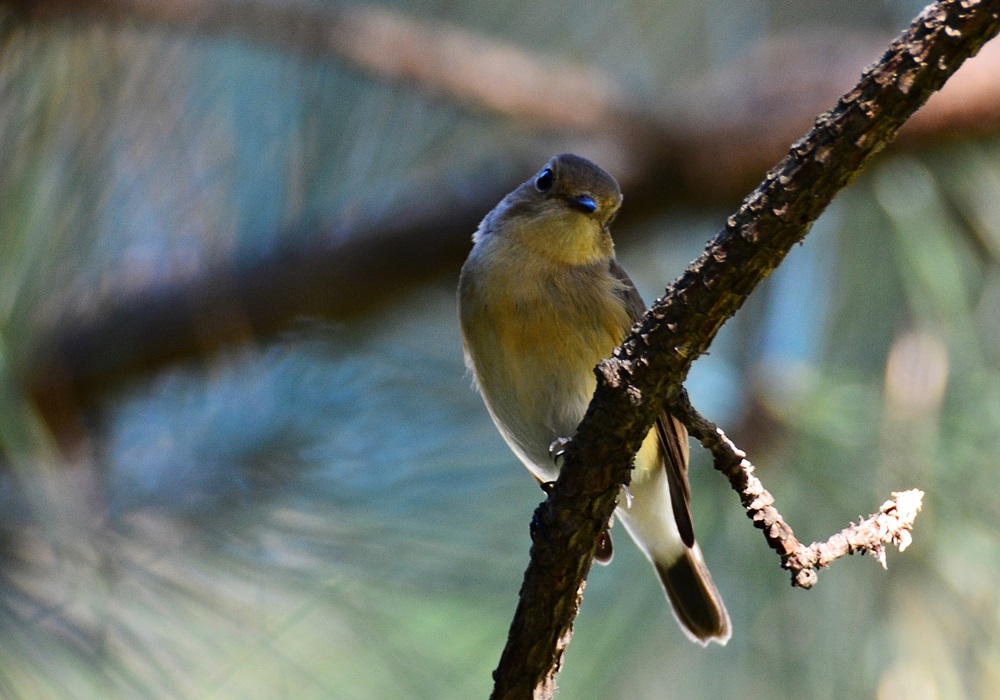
top-left (568, 194), bottom-right (598, 214)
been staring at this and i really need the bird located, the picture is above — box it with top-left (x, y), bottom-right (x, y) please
top-left (457, 153), bottom-right (730, 645)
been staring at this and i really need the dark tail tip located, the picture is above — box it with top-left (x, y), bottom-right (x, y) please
top-left (656, 547), bottom-right (731, 646)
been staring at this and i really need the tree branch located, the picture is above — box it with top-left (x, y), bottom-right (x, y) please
top-left (676, 394), bottom-right (923, 589)
top-left (491, 2), bottom-right (1000, 697)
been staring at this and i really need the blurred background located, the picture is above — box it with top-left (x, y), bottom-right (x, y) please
top-left (2, 0), bottom-right (999, 697)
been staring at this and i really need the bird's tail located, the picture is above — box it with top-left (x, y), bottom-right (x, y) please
top-left (654, 544), bottom-right (731, 646)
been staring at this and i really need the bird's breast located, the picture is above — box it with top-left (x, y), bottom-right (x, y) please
top-left (460, 256), bottom-right (632, 480)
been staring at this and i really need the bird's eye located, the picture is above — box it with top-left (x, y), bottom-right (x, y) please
top-left (534, 168), bottom-right (554, 192)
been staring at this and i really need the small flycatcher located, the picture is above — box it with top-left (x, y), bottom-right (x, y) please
top-left (458, 153), bottom-right (730, 645)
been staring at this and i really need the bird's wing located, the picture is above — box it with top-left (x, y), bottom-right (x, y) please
top-left (609, 259), bottom-right (696, 548)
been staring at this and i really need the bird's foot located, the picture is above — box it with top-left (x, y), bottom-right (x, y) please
top-left (548, 437), bottom-right (572, 469)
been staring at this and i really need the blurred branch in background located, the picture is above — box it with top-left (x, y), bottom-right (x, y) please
top-left (9, 0), bottom-right (1000, 188)
top-left (5, 0), bottom-right (1000, 447)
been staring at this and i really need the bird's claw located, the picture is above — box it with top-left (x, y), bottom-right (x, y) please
top-left (548, 437), bottom-right (572, 469)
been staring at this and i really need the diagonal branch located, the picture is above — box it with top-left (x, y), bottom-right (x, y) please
top-left (491, 1), bottom-right (1000, 697)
